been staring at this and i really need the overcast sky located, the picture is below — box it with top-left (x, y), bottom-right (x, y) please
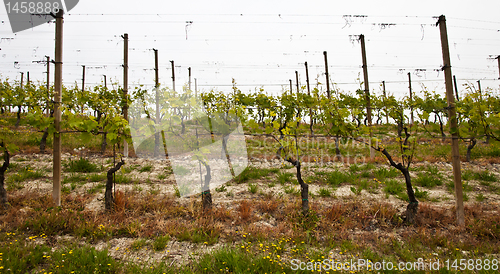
top-left (1, 0), bottom-right (500, 98)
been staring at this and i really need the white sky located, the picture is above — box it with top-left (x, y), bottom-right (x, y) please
top-left (1, 0), bottom-right (500, 98)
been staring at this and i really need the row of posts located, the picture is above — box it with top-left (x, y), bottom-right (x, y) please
top-left (48, 12), bottom-right (479, 226)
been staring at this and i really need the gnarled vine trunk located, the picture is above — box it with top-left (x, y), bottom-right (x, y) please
top-left (380, 147), bottom-right (418, 224)
top-left (105, 159), bottom-right (125, 211)
top-left (15, 106), bottom-right (21, 127)
top-left (40, 110), bottom-right (54, 154)
top-left (0, 144), bottom-right (10, 210)
top-left (466, 138), bottom-right (477, 162)
top-left (201, 163), bottom-right (212, 210)
top-left (101, 132), bottom-right (108, 154)
top-left (286, 157), bottom-right (309, 216)
top-left (373, 127), bottom-right (418, 223)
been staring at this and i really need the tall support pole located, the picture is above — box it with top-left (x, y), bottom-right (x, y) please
top-left (438, 15), bottom-right (464, 226)
top-left (46, 56), bottom-right (50, 116)
top-left (103, 75), bottom-right (107, 88)
top-left (27, 71), bottom-right (30, 84)
top-left (154, 49), bottom-right (160, 158)
top-left (324, 51), bottom-right (331, 99)
top-left (360, 34), bottom-right (374, 159)
top-left (81, 65), bottom-right (85, 114)
top-left (408, 72), bottom-right (414, 125)
top-left (46, 56), bottom-right (50, 91)
top-left (188, 67), bottom-right (192, 91)
top-left (496, 56), bottom-right (500, 79)
top-left (53, 9), bottom-right (64, 207)
top-left (305, 61), bottom-right (313, 135)
top-left (477, 80), bottom-right (482, 97)
top-left (295, 71), bottom-right (299, 97)
top-left (289, 79), bottom-right (293, 96)
top-left (305, 62), bottom-right (310, 95)
top-left (20, 72), bottom-right (24, 88)
top-left (382, 81), bottom-right (388, 124)
top-left (122, 33), bottom-right (129, 157)
top-left (170, 60), bottom-right (175, 92)
top-left (194, 78), bottom-right (198, 98)
top-left (453, 75), bottom-right (459, 101)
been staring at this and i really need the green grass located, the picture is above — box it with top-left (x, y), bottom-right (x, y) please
top-left (89, 173), bottom-right (106, 182)
top-left (360, 170), bottom-right (371, 178)
top-left (131, 238), bottom-right (149, 250)
top-left (87, 183), bottom-right (106, 194)
top-left (432, 143), bottom-right (451, 159)
top-left (174, 186), bottom-right (181, 198)
top-left (64, 158), bottom-right (100, 173)
top-left (349, 164), bottom-right (362, 173)
top-left (158, 173), bottom-right (167, 180)
top-left (425, 165), bottom-right (441, 176)
top-left (115, 174), bottom-right (133, 184)
top-left (172, 165), bottom-right (191, 176)
top-left (62, 173), bottom-right (87, 185)
top-left (383, 179), bottom-right (405, 196)
top-left (325, 170), bottom-right (356, 187)
top-left (277, 171), bottom-right (295, 185)
top-left (317, 187), bottom-right (332, 197)
top-left (0, 240), bottom-right (50, 273)
top-left (350, 186), bottom-right (362, 195)
top-left (215, 185), bottom-right (227, 192)
top-left (233, 167), bottom-right (278, 184)
top-left (462, 169), bottom-right (475, 181)
top-left (176, 227), bottom-right (219, 245)
top-left (374, 167), bottom-right (400, 180)
top-left (248, 183), bottom-right (258, 194)
top-left (122, 164), bottom-right (138, 174)
top-left (139, 165), bottom-right (153, 173)
top-left (6, 166), bottom-right (44, 190)
top-left (152, 235), bottom-right (170, 251)
top-left (414, 187), bottom-right (429, 200)
top-left (472, 170), bottom-right (497, 182)
top-left (283, 185), bottom-right (300, 196)
top-left (414, 173), bottom-right (443, 188)
top-left (0, 239), bottom-right (118, 274)
top-left (446, 180), bottom-right (473, 194)
top-left (195, 247), bottom-right (290, 274)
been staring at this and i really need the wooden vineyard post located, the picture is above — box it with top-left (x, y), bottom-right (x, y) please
top-left (324, 51), bottom-right (331, 99)
top-left (305, 62), bottom-right (313, 135)
top-left (295, 70), bottom-right (299, 97)
top-left (154, 49), bottom-right (160, 158)
top-left (408, 72), bottom-right (414, 125)
top-left (477, 80), bottom-right (482, 97)
top-left (305, 62), bottom-right (310, 95)
top-left (360, 34), bottom-right (374, 159)
top-left (382, 81), bottom-right (389, 124)
top-left (46, 56), bottom-right (50, 116)
top-left (171, 60), bottom-right (175, 92)
top-left (188, 67), bottom-right (192, 91)
top-left (53, 9), bottom-right (64, 207)
top-left (195, 78), bottom-right (198, 98)
top-left (437, 15), bottom-right (464, 226)
top-left (81, 65), bottom-right (85, 114)
top-left (122, 33), bottom-right (129, 157)
top-left (453, 75), bottom-right (459, 101)
top-left (497, 56), bottom-right (500, 79)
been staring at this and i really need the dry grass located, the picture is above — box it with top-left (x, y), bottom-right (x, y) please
top-left (255, 199), bottom-right (279, 214)
top-left (0, 185), bottom-right (499, 272)
top-left (238, 200), bottom-right (253, 221)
